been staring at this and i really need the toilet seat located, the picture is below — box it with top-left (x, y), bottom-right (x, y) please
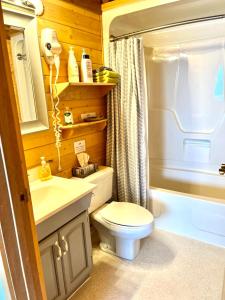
top-left (91, 203), bottom-right (153, 240)
top-left (99, 201), bottom-right (153, 227)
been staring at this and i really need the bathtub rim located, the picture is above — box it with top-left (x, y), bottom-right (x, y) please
top-left (149, 185), bottom-right (225, 205)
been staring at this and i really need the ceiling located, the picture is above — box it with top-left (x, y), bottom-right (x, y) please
top-left (67, 0), bottom-right (114, 14)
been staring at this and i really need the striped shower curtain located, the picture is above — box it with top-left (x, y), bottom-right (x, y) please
top-left (106, 37), bottom-right (149, 208)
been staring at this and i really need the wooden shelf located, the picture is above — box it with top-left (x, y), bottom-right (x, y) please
top-left (53, 82), bottom-right (116, 99)
top-left (61, 119), bottom-right (107, 139)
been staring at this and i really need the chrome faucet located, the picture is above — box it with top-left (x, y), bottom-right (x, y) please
top-left (219, 164), bottom-right (225, 175)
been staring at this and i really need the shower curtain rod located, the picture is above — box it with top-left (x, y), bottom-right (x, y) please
top-left (110, 15), bottom-right (225, 42)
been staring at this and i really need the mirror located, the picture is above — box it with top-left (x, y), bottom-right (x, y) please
top-left (3, 1), bottom-right (49, 134)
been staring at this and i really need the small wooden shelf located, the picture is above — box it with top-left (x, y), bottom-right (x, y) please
top-left (53, 82), bottom-right (116, 99)
top-left (61, 119), bottom-right (107, 139)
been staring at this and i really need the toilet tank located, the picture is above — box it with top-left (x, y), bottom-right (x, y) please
top-left (72, 166), bottom-right (113, 213)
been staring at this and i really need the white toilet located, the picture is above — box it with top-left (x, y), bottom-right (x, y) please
top-left (72, 166), bottom-right (154, 260)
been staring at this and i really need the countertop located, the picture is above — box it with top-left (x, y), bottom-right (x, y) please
top-left (30, 176), bottom-right (95, 225)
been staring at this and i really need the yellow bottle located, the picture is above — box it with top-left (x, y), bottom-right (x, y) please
top-left (38, 157), bottom-right (52, 181)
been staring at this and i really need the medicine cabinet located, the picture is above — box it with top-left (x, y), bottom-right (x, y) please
top-left (3, 1), bottom-right (48, 135)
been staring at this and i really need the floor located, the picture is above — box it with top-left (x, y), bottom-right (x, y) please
top-left (72, 230), bottom-right (225, 300)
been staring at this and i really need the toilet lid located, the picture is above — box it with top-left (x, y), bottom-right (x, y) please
top-left (100, 202), bottom-right (153, 227)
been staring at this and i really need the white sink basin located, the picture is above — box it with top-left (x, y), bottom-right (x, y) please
top-left (30, 176), bottom-right (95, 224)
top-left (31, 185), bottom-right (69, 204)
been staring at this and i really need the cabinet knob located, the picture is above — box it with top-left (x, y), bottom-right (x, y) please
top-left (54, 241), bottom-right (62, 261)
top-left (61, 236), bottom-right (69, 255)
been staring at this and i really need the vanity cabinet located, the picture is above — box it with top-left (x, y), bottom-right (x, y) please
top-left (39, 211), bottom-right (92, 300)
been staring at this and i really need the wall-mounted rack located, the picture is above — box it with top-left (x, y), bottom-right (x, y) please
top-left (53, 82), bottom-right (116, 99)
top-left (60, 119), bottom-right (107, 139)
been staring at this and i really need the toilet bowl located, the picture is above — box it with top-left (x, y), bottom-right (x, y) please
top-left (72, 166), bottom-right (154, 260)
top-left (91, 201), bottom-right (154, 260)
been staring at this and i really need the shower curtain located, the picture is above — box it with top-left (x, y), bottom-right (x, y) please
top-left (106, 37), bottom-right (149, 208)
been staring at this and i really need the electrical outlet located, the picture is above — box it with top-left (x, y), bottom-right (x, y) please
top-left (81, 112), bottom-right (96, 120)
top-left (74, 140), bottom-right (86, 154)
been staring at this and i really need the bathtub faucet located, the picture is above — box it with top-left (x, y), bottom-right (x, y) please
top-left (219, 164), bottom-right (225, 175)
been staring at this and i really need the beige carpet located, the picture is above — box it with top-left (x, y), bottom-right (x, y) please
top-left (72, 230), bottom-right (225, 300)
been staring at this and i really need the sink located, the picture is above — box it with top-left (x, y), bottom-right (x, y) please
top-left (31, 185), bottom-right (69, 204)
top-left (30, 176), bottom-right (95, 225)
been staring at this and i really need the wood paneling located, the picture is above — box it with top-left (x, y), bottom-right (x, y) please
top-left (101, 0), bottom-right (137, 11)
top-left (22, 0), bottom-right (106, 178)
top-left (67, 0), bottom-right (102, 14)
top-left (40, 0), bottom-right (101, 35)
top-left (38, 19), bottom-right (102, 50)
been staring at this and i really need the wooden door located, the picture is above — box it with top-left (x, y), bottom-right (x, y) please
top-left (59, 212), bottom-right (92, 296)
top-left (39, 234), bottom-right (66, 300)
top-left (0, 2), bottom-right (46, 299)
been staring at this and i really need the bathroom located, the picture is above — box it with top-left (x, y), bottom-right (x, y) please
top-left (1, 0), bottom-right (225, 299)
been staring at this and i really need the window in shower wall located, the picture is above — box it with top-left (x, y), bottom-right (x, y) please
top-left (145, 36), bottom-right (225, 199)
top-left (214, 64), bottom-right (224, 99)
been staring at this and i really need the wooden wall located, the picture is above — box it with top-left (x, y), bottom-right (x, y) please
top-left (22, 0), bottom-right (107, 178)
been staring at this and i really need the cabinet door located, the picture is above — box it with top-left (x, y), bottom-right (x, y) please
top-left (59, 212), bottom-right (92, 296)
top-left (39, 233), bottom-right (66, 300)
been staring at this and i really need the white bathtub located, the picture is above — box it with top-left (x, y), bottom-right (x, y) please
top-left (151, 187), bottom-right (225, 248)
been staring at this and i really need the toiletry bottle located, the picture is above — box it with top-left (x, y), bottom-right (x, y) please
top-left (64, 107), bottom-right (74, 125)
top-left (81, 48), bottom-right (93, 83)
top-left (38, 157), bottom-right (52, 181)
top-left (68, 46), bottom-right (79, 83)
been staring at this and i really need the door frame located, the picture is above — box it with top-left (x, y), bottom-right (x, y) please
top-left (0, 2), bottom-right (46, 299)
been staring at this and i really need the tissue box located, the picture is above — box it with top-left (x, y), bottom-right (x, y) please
top-left (72, 163), bottom-right (98, 178)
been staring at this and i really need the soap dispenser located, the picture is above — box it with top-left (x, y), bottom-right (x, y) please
top-left (81, 48), bottom-right (93, 83)
top-left (38, 157), bottom-right (52, 181)
top-left (68, 46), bottom-right (79, 83)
